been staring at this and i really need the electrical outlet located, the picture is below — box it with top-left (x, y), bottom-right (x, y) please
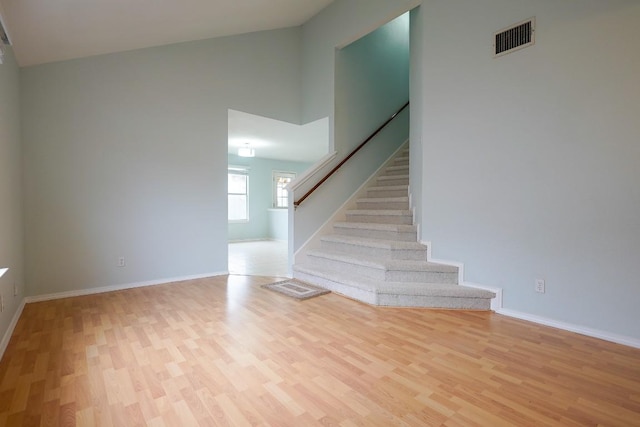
top-left (118, 257), bottom-right (126, 267)
top-left (535, 279), bottom-right (545, 294)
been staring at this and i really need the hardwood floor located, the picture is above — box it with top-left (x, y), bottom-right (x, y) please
top-left (1, 275), bottom-right (639, 426)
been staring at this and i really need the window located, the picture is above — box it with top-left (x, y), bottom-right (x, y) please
top-left (228, 167), bottom-right (249, 222)
top-left (273, 171), bottom-right (296, 208)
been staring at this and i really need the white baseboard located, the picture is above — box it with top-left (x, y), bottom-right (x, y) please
top-left (423, 240), bottom-right (502, 312)
top-left (25, 271), bottom-right (228, 303)
top-left (2, 271), bottom-right (227, 361)
top-left (422, 240), bottom-right (640, 349)
top-left (497, 308), bottom-right (640, 349)
top-left (0, 298), bottom-right (26, 362)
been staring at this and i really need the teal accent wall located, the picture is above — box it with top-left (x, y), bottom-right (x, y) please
top-left (294, 9), bottom-right (412, 251)
top-left (335, 13), bottom-right (410, 155)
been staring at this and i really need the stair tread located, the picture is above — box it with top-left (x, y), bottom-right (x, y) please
top-left (368, 185), bottom-right (409, 191)
top-left (378, 174), bottom-right (409, 180)
top-left (347, 209), bottom-right (412, 215)
top-left (292, 142), bottom-right (496, 309)
top-left (307, 249), bottom-right (457, 272)
top-left (334, 222), bottom-right (416, 232)
top-left (321, 234), bottom-right (426, 250)
top-left (357, 197), bottom-right (409, 203)
top-left (294, 265), bottom-right (494, 298)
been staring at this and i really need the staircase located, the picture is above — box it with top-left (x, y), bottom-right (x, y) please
top-left (293, 144), bottom-right (495, 310)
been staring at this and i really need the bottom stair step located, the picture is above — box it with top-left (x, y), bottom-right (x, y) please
top-left (293, 265), bottom-right (495, 310)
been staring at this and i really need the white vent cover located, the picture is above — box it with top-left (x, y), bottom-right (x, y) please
top-left (494, 17), bottom-right (535, 57)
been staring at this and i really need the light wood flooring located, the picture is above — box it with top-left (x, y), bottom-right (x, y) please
top-left (1, 275), bottom-right (639, 426)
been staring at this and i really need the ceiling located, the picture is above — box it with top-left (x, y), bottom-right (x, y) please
top-left (0, 0), bottom-right (334, 163)
top-left (228, 110), bottom-right (329, 163)
top-left (0, 0), bottom-right (335, 66)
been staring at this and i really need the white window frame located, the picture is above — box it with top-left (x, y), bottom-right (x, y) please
top-left (228, 166), bottom-right (249, 223)
top-left (273, 171), bottom-right (296, 209)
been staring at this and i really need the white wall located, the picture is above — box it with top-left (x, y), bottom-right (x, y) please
top-left (21, 28), bottom-right (302, 296)
top-left (408, 7), bottom-right (424, 235)
top-left (0, 45), bottom-right (24, 347)
top-left (419, 0), bottom-right (640, 339)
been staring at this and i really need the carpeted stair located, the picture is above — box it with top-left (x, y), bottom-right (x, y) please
top-left (293, 145), bottom-right (495, 310)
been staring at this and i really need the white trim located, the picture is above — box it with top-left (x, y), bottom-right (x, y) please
top-left (0, 298), bottom-right (25, 361)
top-left (1, 271), bottom-right (225, 361)
top-left (288, 151), bottom-right (337, 192)
top-left (422, 239), bottom-right (639, 349)
top-left (423, 241), bottom-right (503, 312)
top-left (496, 308), bottom-right (640, 349)
top-left (25, 271), bottom-right (227, 303)
top-left (273, 170), bottom-right (296, 209)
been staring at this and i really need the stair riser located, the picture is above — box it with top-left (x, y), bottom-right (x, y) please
top-left (394, 156), bottom-right (409, 164)
top-left (346, 213), bottom-right (413, 225)
top-left (356, 201), bottom-right (409, 210)
top-left (307, 255), bottom-right (458, 284)
top-left (377, 294), bottom-right (491, 309)
top-left (295, 270), bottom-right (490, 309)
top-left (376, 177), bottom-right (409, 187)
top-left (392, 163), bottom-right (409, 169)
top-left (333, 227), bottom-right (417, 242)
top-left (386, 270), bottom-right (458, 284)
top-left (320, 241), bottom-right (427, 261)
top-left (293, 270), bottom-right (379, 305)
top-left (385, 167), bottom-right (409, 176)
top-left (367, 188), bottom-right (408, 198)
top-left (307, 256), bottom-right (388, 281)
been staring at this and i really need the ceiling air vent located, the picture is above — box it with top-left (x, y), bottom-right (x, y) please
top-left (494, 17), bottom-right (535, 57)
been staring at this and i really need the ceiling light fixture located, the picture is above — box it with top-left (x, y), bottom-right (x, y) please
top-left (238, 143), bottom-right (255, 157)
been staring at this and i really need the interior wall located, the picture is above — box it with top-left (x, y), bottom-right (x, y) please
top-left (227, 154), bottom-right (311, 242)
top-left (0, 45), bottom-right (24, 346)
top-left (294, 1), bottom-right (416, 252)
top-left (334, 13), bottom-right (410, 155)
top-left (408, 7), bottom-right (424, 235)
top-left (420, 0), bottom-right (640, 339)
top-left (301, 0), bottom-right (420, 124)
top-left (21, 28), bottom-right (302, 296)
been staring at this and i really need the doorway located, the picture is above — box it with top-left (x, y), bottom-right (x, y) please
top-left (227, 109), bottom-right (329, 277)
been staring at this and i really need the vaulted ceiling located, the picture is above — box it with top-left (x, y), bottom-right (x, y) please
top-left (0, 0), bottom-right (335, 66)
